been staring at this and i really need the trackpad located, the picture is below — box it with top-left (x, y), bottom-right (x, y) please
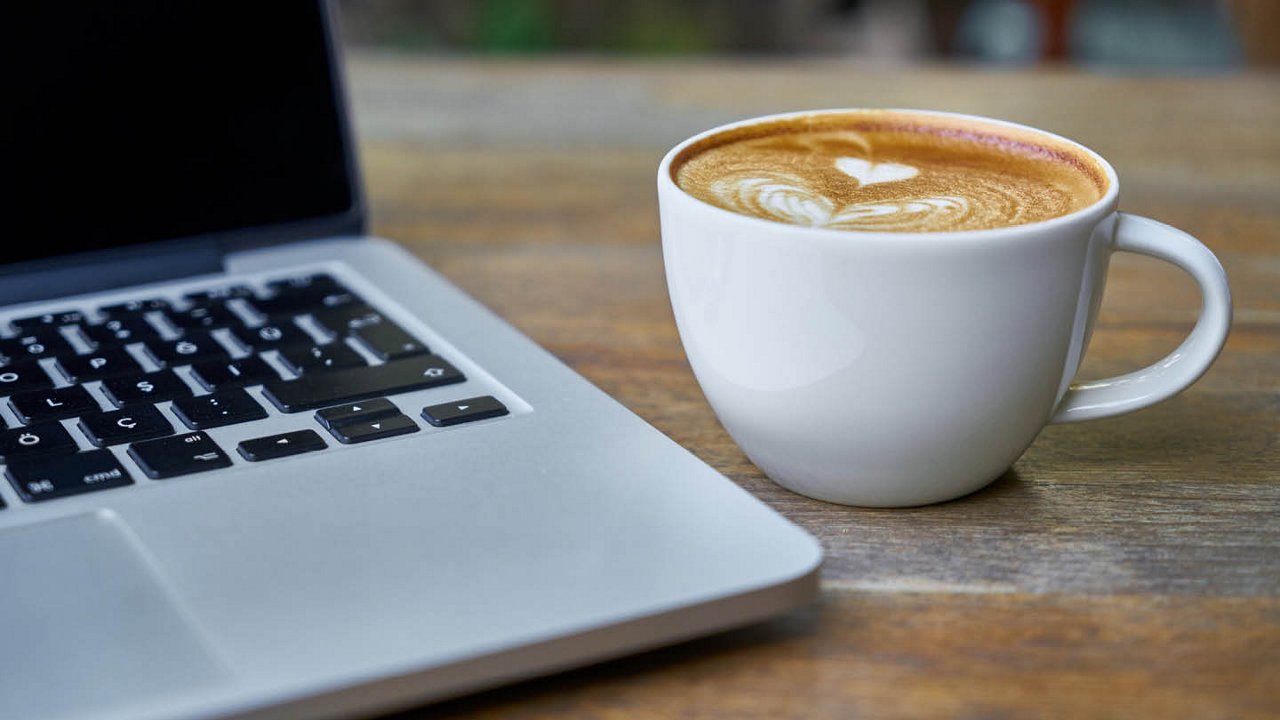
top-left (0, 512), bottom-right (230, 720)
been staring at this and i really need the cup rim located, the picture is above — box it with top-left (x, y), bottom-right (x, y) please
top-left (657, 108), bottom-right (1121, 243)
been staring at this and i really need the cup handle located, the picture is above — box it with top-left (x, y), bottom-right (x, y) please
top-left (1049, 213), bottom-right (1232, 424)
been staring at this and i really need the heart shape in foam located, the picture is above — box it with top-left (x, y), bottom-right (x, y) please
top-left (835, 157), bottom-right (918, 186)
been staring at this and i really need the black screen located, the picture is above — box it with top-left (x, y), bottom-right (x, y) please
top-left (4, 2), bottom-right (355, 265)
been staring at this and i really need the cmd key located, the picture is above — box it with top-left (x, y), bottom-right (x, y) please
top-left (262, 355), bottom-right (464, 412)
top-left (6, 450), bottom-right (133, 503)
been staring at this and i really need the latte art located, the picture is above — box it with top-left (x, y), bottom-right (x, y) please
top-left (709, 173), bottom-right (972, 231)
top-left (672, 113), bottom-right (1106, 232)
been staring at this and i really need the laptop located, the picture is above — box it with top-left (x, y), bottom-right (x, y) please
top-left (0, 3), bottom-right (820, 719)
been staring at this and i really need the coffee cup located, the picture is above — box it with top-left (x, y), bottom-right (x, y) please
top-left (658, 109), bottom-right (1231, 507)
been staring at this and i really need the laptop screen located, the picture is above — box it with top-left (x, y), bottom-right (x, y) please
top-left (5, 2), bottom-right (355, 266)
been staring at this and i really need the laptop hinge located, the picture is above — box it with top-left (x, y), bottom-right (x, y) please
top-left (0, 242), bottom-right (224, 307)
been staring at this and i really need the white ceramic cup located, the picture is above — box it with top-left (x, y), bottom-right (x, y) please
top-left (658, 109), bottom-right (1232, 507)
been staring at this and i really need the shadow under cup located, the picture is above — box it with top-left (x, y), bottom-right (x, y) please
top-left (657, 109), bottom-right (1230, 507)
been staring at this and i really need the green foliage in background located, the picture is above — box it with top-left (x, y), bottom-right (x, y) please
top-left (474, 0), bottom-right (555, 52)
top-left (613, 4), bottom-right (710, 55)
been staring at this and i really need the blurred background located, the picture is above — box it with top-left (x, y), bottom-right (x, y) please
top-left (337, 0), bottom-right (1277, 68)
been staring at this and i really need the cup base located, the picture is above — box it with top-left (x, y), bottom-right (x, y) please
top-left (763, 467), bottom-right (1005, 508)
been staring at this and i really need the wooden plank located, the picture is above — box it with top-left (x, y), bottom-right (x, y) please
top-left (349, 57), bottom-right (1280, 717)
top-left (421, 592), bottom-right (1280, 720)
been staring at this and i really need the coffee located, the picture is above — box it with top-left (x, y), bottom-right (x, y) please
top-left (671, 111), bottom-right (1107, 232)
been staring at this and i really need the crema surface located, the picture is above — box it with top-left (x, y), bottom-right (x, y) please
top-left (672, 113), bottom-right (1107, 233)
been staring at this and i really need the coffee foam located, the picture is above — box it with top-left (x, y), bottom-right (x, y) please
top-left (671, 112), bottom-right (1108, 233)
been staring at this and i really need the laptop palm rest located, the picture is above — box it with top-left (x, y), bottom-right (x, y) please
top-left (0, 511), bottom-right (230, 719)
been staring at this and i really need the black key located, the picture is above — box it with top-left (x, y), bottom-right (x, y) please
top-left (350, 322), bottom-right (429, 361)
top-left (0, 330), bottom-right (74, 361)
top-left (0, 362), bottom-right (54, 394)
top-left (262, 355), bottom-right (465, 413)
top-left (421, 396), bottom-right (509, 427)
top-left (10, 386), bottom-right (99, 423)
top-left (183, 285), bottom-right (254, 306)
top-left (278, 343), bottom-right (366, 375)
top-left (190, 356), bottom-right (278, 391)
top-left (0, 422), bottom-right (78, 461)
top-left (310, 305), bottom-right (384, 337)
top-left (54, 348), bottom-right (143, 383)
top-left (248, 295), bottom-right (321, 319)
top-left (143, 331), bottom-right (230, 367)
top-left (229, 322), bottom-right (313, 351)
top-left (6, 450), bottom-right (132, 503)
top-left (101, 370), bottom-right (193, 408)
top-left (128, 431), bottom-right (232, 479)
top-left (314, 398), bottom-right (400, 430)
top-left (171, 388), bottom-right (267, 430)
top-left (80, 317), bottom-right (161, 348)
top-left (265, 273), bottom-right (340, 295)
top-left (10, 310), bottom-right (86, 333)
top-left (98, 298), bottom-right (171, 317)
top-left (167, 305), bottom-right (244, 332)
top-left (237, 430), bottom-right (326, 462)
top-left (325, 413), bottom-right (418, 444)
top-left (78, 405), bottom-right (173, 447)
top-left (250, 289), bottom-right (359, 319)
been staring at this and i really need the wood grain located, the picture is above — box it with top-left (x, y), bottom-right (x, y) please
top-left (348, 56), bottom-right (1280, 718)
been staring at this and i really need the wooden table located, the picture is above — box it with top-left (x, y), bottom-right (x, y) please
top-left (347, 56), bottom-right (1280, 719)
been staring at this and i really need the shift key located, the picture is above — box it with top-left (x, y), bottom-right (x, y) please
top-left (261, 355), bottom-right (464, 412)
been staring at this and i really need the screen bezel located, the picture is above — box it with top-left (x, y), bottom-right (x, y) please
top-left (0, 0), bottom-right (366, 295)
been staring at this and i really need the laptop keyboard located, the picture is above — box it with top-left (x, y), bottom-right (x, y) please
top-left (0, 272), bottom-right (510, 505)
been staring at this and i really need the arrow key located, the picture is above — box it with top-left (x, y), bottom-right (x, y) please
top-left (421, 396), bottom-right (509, 427)
top-left (325, 413), bottom-right (418, 444)
top-left (237, 430), bottom-right (327, 462)
top-left (313, 397), bottom-right (399, 430)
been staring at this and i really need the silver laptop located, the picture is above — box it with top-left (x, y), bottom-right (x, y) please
top-left (0, 3), bottom-right (820, 719)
